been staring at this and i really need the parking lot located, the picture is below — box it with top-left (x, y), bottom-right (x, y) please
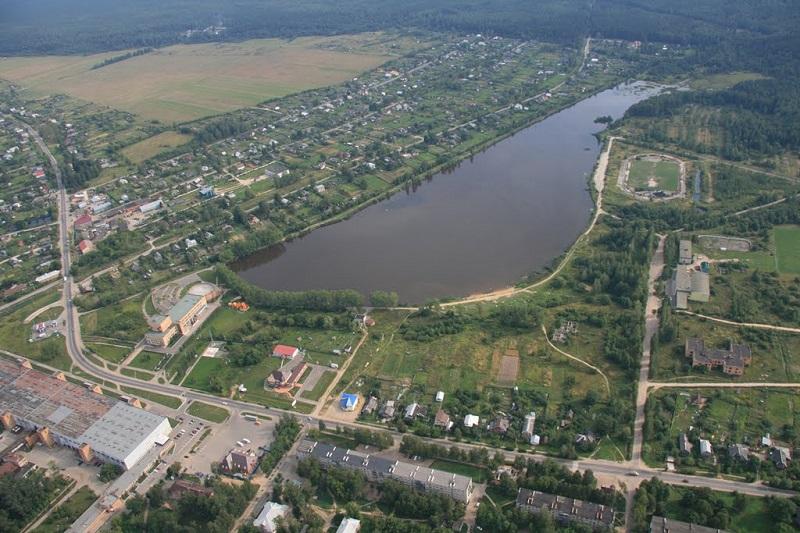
top-left (179, 411), bottom-right (277, 474)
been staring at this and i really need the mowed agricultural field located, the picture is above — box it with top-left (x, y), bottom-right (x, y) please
top-left (774, 225), bottom-right (800, 274)
top-left (628, 158), bottom-right (680, 191)
top-left (121, 131), bottom-right (192, 163)
top-left (0, 33), bottom-right (409, 122)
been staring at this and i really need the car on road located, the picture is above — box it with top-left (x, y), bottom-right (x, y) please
top-left (628, 471), bottom-right (639, 477)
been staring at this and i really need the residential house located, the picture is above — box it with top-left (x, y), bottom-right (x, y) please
top-left (435, 391), bottom-right (445, 402)
top-left (464, 414), bottom-right (480, 428)
top-left (489, 416), bottom-right (511, 434)
top-left (728, 444), bottom-right (749, 462)
top-left (770, 447), bottom-right (792, 469)
top-left (699, 439), bottom-right (713, 458)
top-left (379, 400), bottom-right (396, 420)
top-left (361, 396), bottom-right (378, 416)
top-left (78, 239), bottom-right (95, 254)
top-left (404, 403), bottom-right (427, 420)
top-left (433, 409), bottom-right (452, 430)
top-left (266, 362), bottom-right (307, 389)
top-left (522, 412), bottom-right (537, 444)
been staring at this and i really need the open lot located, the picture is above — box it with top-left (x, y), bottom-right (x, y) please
top-left (187, 401), bottom-right (230, 423)
top-left (774, 225), bottom-right (800, 274)
top-left (0, 34), bottom-right (401, 122)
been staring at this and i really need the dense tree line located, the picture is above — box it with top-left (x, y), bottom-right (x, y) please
top-left (62, 153), bottom-right (100, 191)
top-left (259, 415), bottom-right (300, 476)
top-left (399, 309), bottom-right (467, 341)
top-left (216, 264), bottom-right (363, 312)
top-left (92, 47), bottom-right (153, 69)
top-left (194, 117), bottom-right (249, 145)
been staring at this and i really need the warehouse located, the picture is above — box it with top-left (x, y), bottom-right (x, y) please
top-left (0, 359), bottom-right (170, 469)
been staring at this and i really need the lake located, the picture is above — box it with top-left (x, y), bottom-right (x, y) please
top-left (232, 82), bottom-right (661, 304)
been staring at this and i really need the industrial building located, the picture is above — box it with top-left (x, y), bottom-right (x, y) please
top-left (0, 359), bottom-right (170, 469)
top-left (667, 267), bottom-right (710, 310)
top-left (299, 439), bottom-right (473, 502)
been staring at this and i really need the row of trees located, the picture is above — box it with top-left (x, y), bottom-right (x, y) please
top-left (259, 415), bottom-right (301, 476)
top-left (91, 47), bottom-right (153, 69)
top-left (216, 265), bottom-right (363, 312)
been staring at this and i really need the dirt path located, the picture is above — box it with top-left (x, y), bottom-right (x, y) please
top-left (312, 329), bottom-right (368, 417)
top-left (542, 325), bottom-right (610, 394)
top-left (650, 381), bottom-right (800, 390)
top-left (631, 234), bottom-right (666, 468)
top-left (676, 310), bottom-right (800, 334)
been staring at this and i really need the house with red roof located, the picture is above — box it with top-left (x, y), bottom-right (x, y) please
top-left (272, 345), bottom-right (299, 359)
top-left (78, 240), bottom-right (95, 254)
top-left (74, 214), bottom-right (93, 229)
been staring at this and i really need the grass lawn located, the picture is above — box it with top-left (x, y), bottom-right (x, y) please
top-left (80, 297), bottom-right (147, 343)
top-left (121, 131), bottom-right (192, 163)
top-left (120, 386), bottom-right (182, 409)
top-left (34, 306), bottom-right (63, 322)
top-left (300, 370), bottom-right (336, 402)
top-left (774, 225), bottom-right (800, 274)
top-left (0, 34), bottom-right (403, 122)
top-left (629, 158), bottom-right (680, 191)
top-left (129, 350), bottom-right (165, 371)
top-left (181, 357), bottom-right (225, 388)
top-left (33, 485), bottom-right (97, 533)
top-left (429, 459), bottom-right (489, 483)
top-left (187, 401), bottom-right (229, 423)
top-left (86, 342), bottom-right (130, 364)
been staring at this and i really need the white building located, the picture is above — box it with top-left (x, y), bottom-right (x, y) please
top-left (464, 414), bottom-right (480, 428)
top-left (435, 391), bottom-right (445, 402)
top-left (336, 517), bottom-right (361, 533)
top-left (253, 501), bottom-right (290, 532)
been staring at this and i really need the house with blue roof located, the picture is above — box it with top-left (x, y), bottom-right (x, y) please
top-left (340, 393), bottom-right (359, 412)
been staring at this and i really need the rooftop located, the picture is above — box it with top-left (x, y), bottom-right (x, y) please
top-left (650, 516), bottom-right (729, 533)
top-left (168, 294), bottom-right (204, 322)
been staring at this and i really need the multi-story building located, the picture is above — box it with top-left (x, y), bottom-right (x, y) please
top-left (298, 439), bottom-right (473, 503)
top-left (515, 488), bottom-right (615, 531)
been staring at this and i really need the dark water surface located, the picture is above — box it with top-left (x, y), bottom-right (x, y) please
top-left (232, 82), bottom-right (661, 304)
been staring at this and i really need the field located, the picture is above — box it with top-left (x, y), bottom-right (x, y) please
top-left (129, 350), bottom-right (165, 371)
top-left (187, 401), bottom-right (229, 423)
top-left (774, 225), bottom-right (800, 274)
top-left (652, 314), bottom-right (800, 382)
top-left (121, 131), bottom-right (192, 163)
top-left (628, 158), bottom-right (681, 191)
top-left (0, 34), bottom-right (402, 122)
top-left (86, 342), bottom-right (130, 364)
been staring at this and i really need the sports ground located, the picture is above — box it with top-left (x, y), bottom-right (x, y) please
top-left (628, 158), bottom-right (681, 191)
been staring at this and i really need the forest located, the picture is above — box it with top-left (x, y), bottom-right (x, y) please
top-left (1, 0), bottom-right (797, 58)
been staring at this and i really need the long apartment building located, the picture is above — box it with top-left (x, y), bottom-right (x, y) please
top-left (298, 439), bottom-right (473, 503)
top-left (516, 488), bottom-right (616, 531)
top-left (0, 359), bottom-right (170, 469)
